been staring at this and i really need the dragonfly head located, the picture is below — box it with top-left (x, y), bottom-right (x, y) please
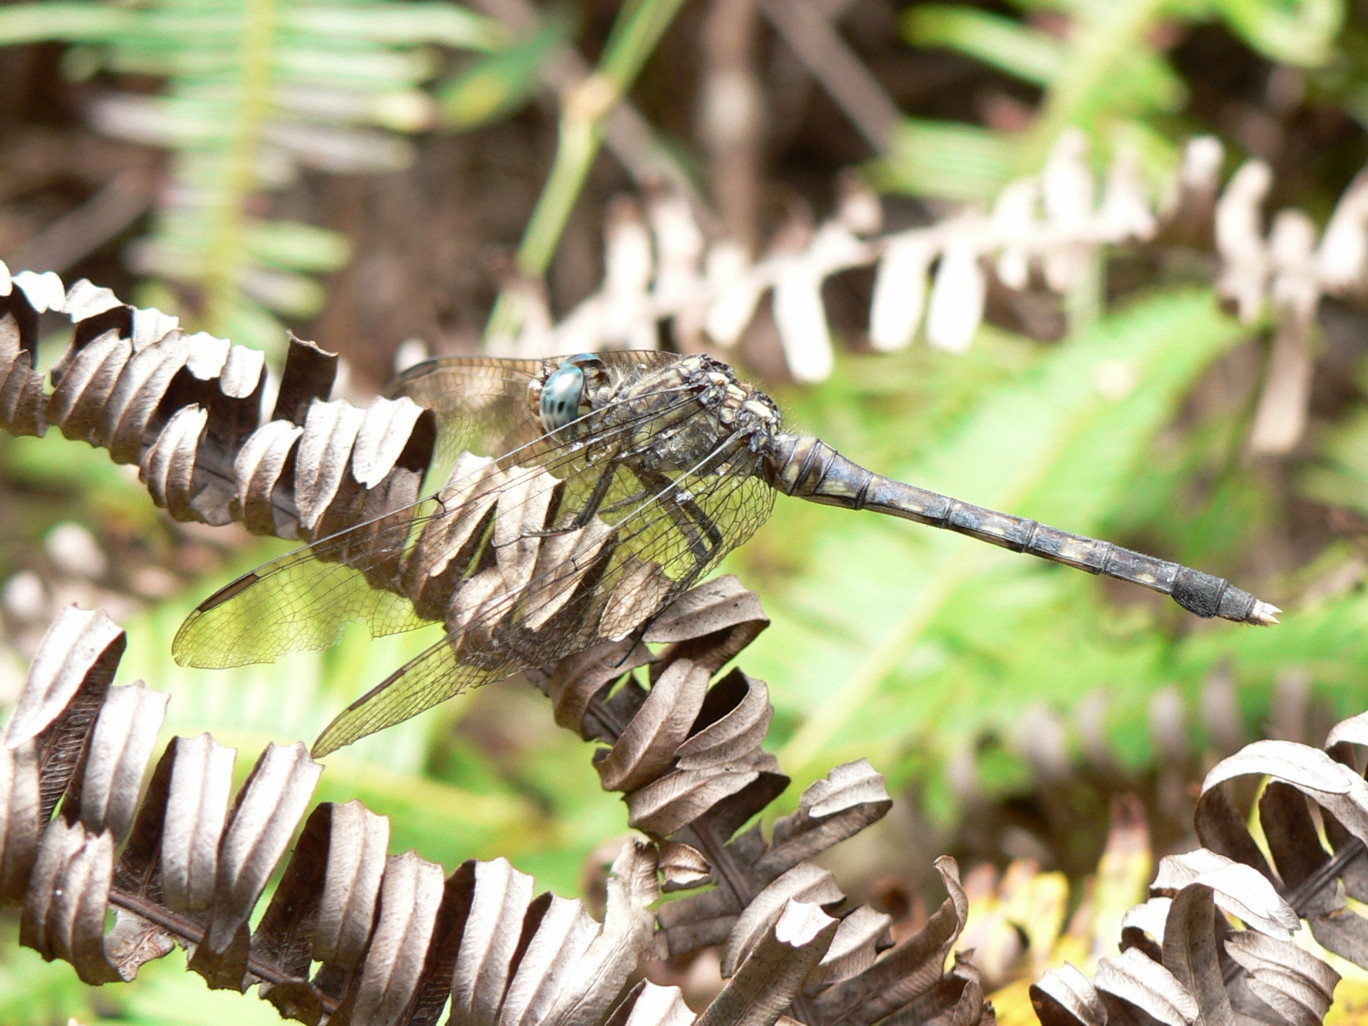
top-left (531, 353), bottom-right (607, 433)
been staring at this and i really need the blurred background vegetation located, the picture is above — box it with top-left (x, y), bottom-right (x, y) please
top-left (1, 0), bottom-right (1367, 1020)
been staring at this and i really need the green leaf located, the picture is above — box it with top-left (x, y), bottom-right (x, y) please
top-left (243, 220), bottom-right (351, 273)
top-left (0, 943), bottom-right (101, 1023)
top-left (1024, 0), bottom-right (1188, 165)
top-left (0, 2), bottom-right (133, 44)
top-left (7, 0), bottom-right (506, 345)
top-left (280, 3), bottom-right (506, 51)
top-left (905, 5), bottom-right (1065, 87)
top-left (438, 16), bottom-right (567, 130)
top-left (1207, 0), bottom-right (1344, 66)
top-left (873, 119), bottom-right (1020, 202)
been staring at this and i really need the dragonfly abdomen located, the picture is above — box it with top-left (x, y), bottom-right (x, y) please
top-left (766, 433), bottom-right (1279, 625)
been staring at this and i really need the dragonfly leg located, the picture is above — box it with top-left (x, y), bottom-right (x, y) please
top-left (510, 458), bottom-right (621, 543)
top-left (622, 463), bottom-right (724, 564)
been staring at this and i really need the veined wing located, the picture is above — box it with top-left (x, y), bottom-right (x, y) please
top-left (389, 351), bottom-right (679, 473)
top-left (175, 355), bottom-right (776, 753)
top-left (385, 355), bottom-right (544, 480)
top-left (173, 357), bottom-right (549, 669)
top-left (309, 439), bottom-right (775, 755)
top-left (173, 354), bottom-right (650, 668)
top-left (171, 510), bottom-right (431, 668)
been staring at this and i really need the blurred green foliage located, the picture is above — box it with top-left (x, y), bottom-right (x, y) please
top-left (438, 13), bottom-right (568, 130)
top-left (0, 0), bottom-right (508, 352)
top-left (878, 0), bottom-right (1346, 201)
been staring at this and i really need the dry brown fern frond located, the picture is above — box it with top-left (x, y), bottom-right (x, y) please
top-left (0, 597), bottom-right (990, 1024)
top-left (4, 605), bottom-right (659, 1023)
top-left (1027, 708), bottom-right (1368, 1025)
top-left (0, 266), bottom-right (994, 1023)
top-left (0, 263), bottom-right (436, 543)
top-left (531, 577), bottom-right (990, 1023)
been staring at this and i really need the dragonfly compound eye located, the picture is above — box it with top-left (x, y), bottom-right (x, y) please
top-left (539, 360), bottom-right (587, 432)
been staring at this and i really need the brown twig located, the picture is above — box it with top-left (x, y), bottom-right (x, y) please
top-left (702, 0), bottom-right (764, 251)
top-left (758, 0), bottom-right (902, 154)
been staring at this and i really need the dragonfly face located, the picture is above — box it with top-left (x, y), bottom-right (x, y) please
top-left (530, 353), bottom-right (608, 432)
top-left (174, 351), bottom-right (1276, 757)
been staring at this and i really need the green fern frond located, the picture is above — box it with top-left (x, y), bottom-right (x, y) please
top-left (0, 0), bottom-right (506, 349)
top-left (1300, 406), bottom-right (1368, 520)
top-left (438, 12), bottom-right (567, 130)
top-left (888, 0), bottom-right (1345, 202)
top-left (875, 118), bottom-right (1022, 202)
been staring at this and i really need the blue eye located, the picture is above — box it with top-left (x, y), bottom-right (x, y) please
top-left (539, 361), bottom-right (586, 432)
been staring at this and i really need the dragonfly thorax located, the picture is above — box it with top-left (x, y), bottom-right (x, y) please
top-left (588, 354), bottom-right (782, 473)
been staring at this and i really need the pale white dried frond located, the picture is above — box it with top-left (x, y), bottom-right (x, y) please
top-left (646, 188), bottom-right (705, 310)
top-left (1269, 209), bottom-right (1319, 318)
top-left (991, 178), bottom-right (1040, 291)
top-left (1316, 169), bottom-right (1368, 293)
top-left (1161, 135), bottom-right (1225, 230)
top-left (1098, 145), bottom-right (1156, 239)
top-left (601, 197), bottom-right (658, 351)
top-left (771, 221), bottom-right (845, 382)
top-left (869, 236), bottom-right (934, 351)
top-left (807, 218), bottom-right (866, 269)
top-left (773, 266), bottom-right (833, 382)
top-left (1248, 210), bottom-right (1319, 455)
top-left (605, 196), bottom-right (654, 299)
top-left (1248, 315), bottom-right (1315, 456)
top-left (925, 238), bottom-right (987, 353)
top-left (1040, 129), bottom-right (1096, 292)
top-left (835, 170), bottom-right (882, 237)
top-left (517, 132), bottom-right (1368, 396)
top-left (515, 279), bottom-right (554, 353)
top-left (1215, 160), bottom-right (1273, 323)
top-left (702, 239), bottom-right (761, 347)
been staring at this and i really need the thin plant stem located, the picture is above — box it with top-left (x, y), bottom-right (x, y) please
top-left (487, 0), bottom-right (688, 341)
top-left (203, 0), bottom-right (279, 335)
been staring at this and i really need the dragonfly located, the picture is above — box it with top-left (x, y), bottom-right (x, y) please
top-left (174, 352), bottom-right (1280, 756)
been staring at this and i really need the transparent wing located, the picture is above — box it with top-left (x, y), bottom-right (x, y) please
top-left (386, 355), bottom-right (545, 473)
top-left (310, 413), bottom-right (776, 755)
top-left (390, 351), bottom-right (678, 469)
top-left (172, 494), bottom-right (441, 668)
top-left (175, 353), bottom-right (777, 755)
top-left (175, 352), bottom-right (696, 670)
top-left (173, 356), bottom-right (550, 669)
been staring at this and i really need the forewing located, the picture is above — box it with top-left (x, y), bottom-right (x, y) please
top-left (179, 352), bottom-right (779, 754)
top-left (176, 358), bottom-right (543, 670)
top-left (309, 387), bottom-right (778, 754)
top-left (172, 497), bottom-right (441, 668)
top-left (388, 351), bottom-right (679, 471)
top-left (387, 356), bottom-right (546, 472)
